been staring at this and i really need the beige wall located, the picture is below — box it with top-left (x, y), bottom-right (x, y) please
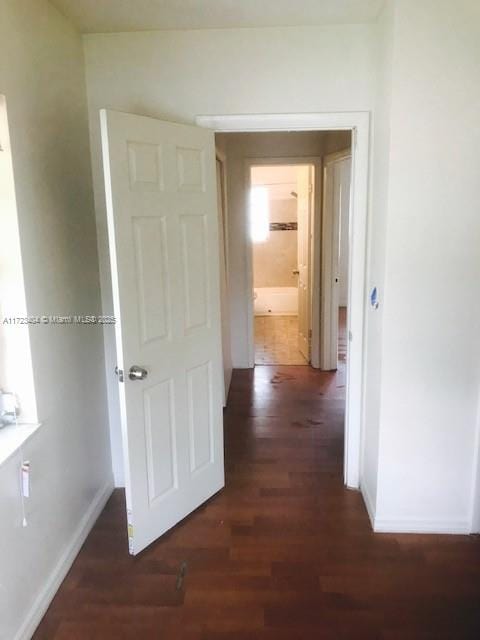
top-left (0, 2), bottom-right (112, 638)
top-left (253, 198), bottom-right (298, 288)
top-left (323, 131), bottom-right (351, 155)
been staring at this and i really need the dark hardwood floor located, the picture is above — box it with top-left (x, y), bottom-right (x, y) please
top-left (33, 345), bottom-right (480, 638)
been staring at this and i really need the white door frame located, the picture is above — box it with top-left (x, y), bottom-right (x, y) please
top-left (215, 147), bottom-right (233, 405)
top-left (244, 156), bottom-right (322, 368)
top-left (321, 149), bottom-right (352, 370)
top-left (196, 113), bottom-right (369, 489)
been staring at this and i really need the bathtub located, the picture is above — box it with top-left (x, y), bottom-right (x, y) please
top-left (254, 287), bottom-right (298, 316)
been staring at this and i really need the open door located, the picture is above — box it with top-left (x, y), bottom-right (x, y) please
top-left (297, 166), bottom-right (312, 362)
top-left (321, 151), bottom-right (351, 370)
top-left (100, 109), bottom-right (225, 555)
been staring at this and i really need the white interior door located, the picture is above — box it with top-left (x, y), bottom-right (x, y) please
top-left (297, 166), bottom-right (312, 361)
top-left (321, 151), bottom-right (351, 370)
top-left (338, 158), bottom-right (351, 308)
top-left (100, 109), bottom-right (225, 555)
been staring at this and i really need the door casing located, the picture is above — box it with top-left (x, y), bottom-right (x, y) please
top-left (196, 112), bottom-right (369, 490)
top-left (215, 148), bottom-right (233, 404)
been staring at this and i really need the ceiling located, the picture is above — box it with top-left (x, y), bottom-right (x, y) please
top-left (49, 0), bottom-right (384, 34)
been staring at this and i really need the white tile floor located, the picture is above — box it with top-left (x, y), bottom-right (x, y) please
top-left (254, 308), bottom-right (347, 366)
top-left (254, 315), bottom-right (308, 365)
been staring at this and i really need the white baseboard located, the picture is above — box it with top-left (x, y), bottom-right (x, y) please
top-left (15, 478), bottom-right (114, 640)
top-left (373, 517), bottom-right (471, 535)
top-left (360, 482), bottom-right (376, 529)
top-left (361, 483), bottom-right (471, 534)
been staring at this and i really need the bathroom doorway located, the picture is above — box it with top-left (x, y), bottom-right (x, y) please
top-left (250, 164), bottom-right (314, 365)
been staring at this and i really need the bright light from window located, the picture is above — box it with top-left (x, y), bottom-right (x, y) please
top-left (250, 186), bottom-right (269, 243)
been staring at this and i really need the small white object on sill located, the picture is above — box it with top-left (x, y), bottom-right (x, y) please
top-left (0, 389), bottom-right (19, 427)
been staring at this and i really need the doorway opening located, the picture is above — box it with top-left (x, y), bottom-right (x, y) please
top-left (250, 164), bottom-right (313, 365)
top-left (201, 113), bottom-right (367, 489)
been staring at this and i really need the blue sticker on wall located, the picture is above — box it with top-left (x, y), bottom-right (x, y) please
top-left (370, 287), bottom-right (379, 309)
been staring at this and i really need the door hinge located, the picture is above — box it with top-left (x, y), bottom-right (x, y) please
top-left (352, 127), bottom-right (357, 149)
top-left (349, 331), bottom-right (353, 342)
top-left (127, 509), bottom-right (134, 555)
top-left (115, 366), bottom-right (124, 382)
top-left (308, 182), bottom-right (313, 194)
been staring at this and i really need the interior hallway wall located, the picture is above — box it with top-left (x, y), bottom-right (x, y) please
top-left (0, 1), bottom-right (112, 638)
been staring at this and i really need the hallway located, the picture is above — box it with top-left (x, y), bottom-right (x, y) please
top-left (33, 361), bottom-right (480, 639)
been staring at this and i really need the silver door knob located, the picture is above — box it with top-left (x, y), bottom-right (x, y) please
top-left (129, 365), bottom-right (148, 381)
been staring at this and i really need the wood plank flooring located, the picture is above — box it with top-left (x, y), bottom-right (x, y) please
top-left (33, 363), bottom-right (480, 639)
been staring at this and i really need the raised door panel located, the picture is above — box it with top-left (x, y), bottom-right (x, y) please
top-left (127, 141), bottom-right (164, 191)
top-left (180, 214), bottom-right (210, 334)
top-left (132, 216), bottom-right (171, 345)
top-left (143, 379), bottom-right (178, 504)
top-left (187, 362), bottom-right (213, 474)
top-left (176, 147), bottom-right (205, 193)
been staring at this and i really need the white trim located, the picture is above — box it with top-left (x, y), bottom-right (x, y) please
top-left (469, 384), bottom-right (480, 533)
top-left (196, 112), bottom-right (363, 132)
top-left (196, 112), bottom-right (370, 490)
top-left (215, 148), bottom-right (232, 404)
top-left (244, 160), bottom-right (255, 368)
top-left (360, 482), bottom-right (376, 530)
top-left (323, 148), bottom-right (352, 164)
top-left (373, 518), bottom-right (471, 535)
top-left (15, 479), bottom-right (114, 640)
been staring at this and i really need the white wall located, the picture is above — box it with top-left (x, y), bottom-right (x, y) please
top-left (0, 2), bottom-right (112, 638)
top-left (83, 26), bottom-right (375, 481)
top-left (374, 0), bottom-right (480, 532)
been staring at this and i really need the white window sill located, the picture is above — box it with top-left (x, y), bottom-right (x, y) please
top-left (0, 422), bottom-right (42, 467)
